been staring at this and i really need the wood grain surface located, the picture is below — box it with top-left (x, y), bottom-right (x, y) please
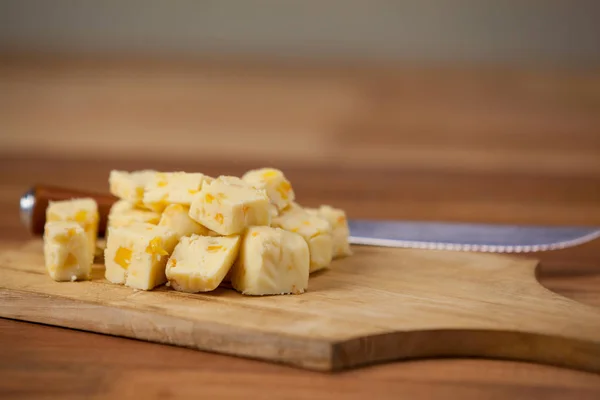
top-left (1, 55), bottom-right (600, 398)
top-left (3, 239), bottom-right (600, 373)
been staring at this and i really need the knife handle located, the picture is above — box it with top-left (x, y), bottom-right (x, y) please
top-left (21, 184), bottom-right (117, 237)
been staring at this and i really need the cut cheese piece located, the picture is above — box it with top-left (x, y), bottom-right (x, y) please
top-left (110, 199), bottom-right (135, 215)
top-left (46, 198), bottom-right (98, 257)
top-left (242, 168), bottom-right (295, 211)
top-left (231, 226), bottom-right (309, 295)
top-left (158, 204), bottom-right (216, 240)
top-left (283, 201), bottom-right (304, 214)
top-left (43, 221), bottom-right (93, 281)
top-left (166, 235), bottom-right (241, 293)
top-left (109, 170), bottom-right (156, 206)
top-left (306, 205), bottom-right (352, 258)
top-left (104, 222), bottom-right (178, 290)
top-left (107, 200), bottom-right (161, 230)
top-left (272, 206), bottom-right (333, 273)
top-left (188, 176), bottom-right (271, 235)
top-left (143, 172), bottom-right (213, 212)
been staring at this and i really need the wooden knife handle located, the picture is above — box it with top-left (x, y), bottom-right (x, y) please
top-left (26, 184), bottom-right (118, 237)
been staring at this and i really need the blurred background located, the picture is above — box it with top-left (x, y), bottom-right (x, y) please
top-left (1, 0), bottom-right (600, 232)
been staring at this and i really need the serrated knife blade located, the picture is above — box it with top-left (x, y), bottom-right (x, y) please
top-left (348, 220), bottom-right (600, 253)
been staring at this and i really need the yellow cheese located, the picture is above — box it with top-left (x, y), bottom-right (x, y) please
top-left (109, 170), bottom-right (156, 205)
top-left (231, 226), bottom-right (309, 295)
top-left (188, 176), bottom-right (271, 235)
top-left (110, 199), bottom-right (135, 214)
top-left (107, 200), bottom-right (161, 230)
top-left (46, 198), bottom-right (98, 257)
top-left (166, 235), bottom-right (241, 293)
top-left (143, 172), bottom-right (213, 212)
top-left (158, 204), bottom-right (216, 240)
top-left (104, 222), bottom-right (178, 290)
top-left (43, 221), bottom-right (93, 281)
top-left (272, 205), bottom-right (333, 273)
top-left (306, 205), bottom-right (352, 258)
top-left (242, 168), bottom-right (295, 211)
top-left (108, 200), bottom-right (138, 215)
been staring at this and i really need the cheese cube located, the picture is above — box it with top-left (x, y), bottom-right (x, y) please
top-left (143, 172), bottom-right (213, 212)
top-left (306, 205), bottom-right (352, 258)
top-left (158, 204), bottom-right (215, 240)
top-left (104, 222), bottom-right (178, 290)
top-left (46, 198), bottom-right (98, 257)
top-left (110, 199), bottom-right (135, 214)
top-left (43, 221), bottom-right (93, 281)
top-left (188, 176), bottom-right (271, 236)
top-left (231, 226), bottom-right (309, 295)
top-left (166, 235), bottom-right (241, 293)
top-left (109, 170), bottom-right (156, 206)
top-left (272, 207), bottom-right (333, 273)
top-left (107, 200), bottom-right (161, 229)
top-left (242, 168), bottom-right (295, 211)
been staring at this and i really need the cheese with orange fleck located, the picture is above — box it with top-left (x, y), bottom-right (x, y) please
top-left (188, 176), bottom-right (271, 235)
top-left (166, 235), bottom-right (241, 293)
top-left (46, 198), bottom-right (99, 257)
top-left (306, 205), bottom-right (352, 258)
top-left (230, 226), bottom-right (309, 295)
top-left (272, 206), bottom-right (333, 273)
top-left (109, 170), bottom-right (156, 205)
top-left (158, 204), bottom-right (215, 240)
top-left (107, 200), bottom-right (161, 230)
top-left (242, 168), bottom-right (295, 212)
top-left (143, 172), bottom-right (213, 212)
top-left (43, 221), bottom-right (93, 281)
top-left (104, 222), bottom-right (178, 290)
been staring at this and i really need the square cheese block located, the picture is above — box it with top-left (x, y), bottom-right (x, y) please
top-left (166, 234), bottom-right (241, 293)
top-left (306, 205), bottom-right (352, 258)
top-left (46, 198), bottom-right (98, 257)
top-left (110, 199), bottom-right (135, 214)
top-left (43, 221), bottom-right (93, 281)
top-left (188, 176), bottom-right (271, 235)
top-left (109, 170), bottom-right (156, 206)
top-left (272, 206), bottom-right (333, 273)
top-left (107, 200), bottom-right (161, 229)
top-left (242, 168), bottom-right (295, 212)
top-left (143, 172), bottom-right (213, 212)
top-left (231, 226), bottom-right (309, 295)
top-left (158, 204), bottom-right (216, 240)
top-left (104, 222), bottom-right (178, 290)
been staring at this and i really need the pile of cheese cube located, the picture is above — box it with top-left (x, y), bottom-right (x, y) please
top-left (42, 168), bottom-right (351, 296)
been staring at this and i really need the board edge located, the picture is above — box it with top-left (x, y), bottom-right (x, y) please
top-left (0, 287), bottom-right (336, 372)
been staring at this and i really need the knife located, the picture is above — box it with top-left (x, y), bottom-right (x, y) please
top-left (348, 219), bottom-right (600, 253)
top-left (20, 185), bottom-right (600, 253)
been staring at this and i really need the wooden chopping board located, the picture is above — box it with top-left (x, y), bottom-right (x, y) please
top-left (1, 240), bottom-right (599, 373)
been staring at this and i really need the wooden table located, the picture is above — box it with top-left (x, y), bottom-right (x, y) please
top-left (1, 55), bottom-right (600, 398)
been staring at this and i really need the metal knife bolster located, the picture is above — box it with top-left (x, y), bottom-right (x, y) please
top-left (348, 220), bottom-right (600, 253)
